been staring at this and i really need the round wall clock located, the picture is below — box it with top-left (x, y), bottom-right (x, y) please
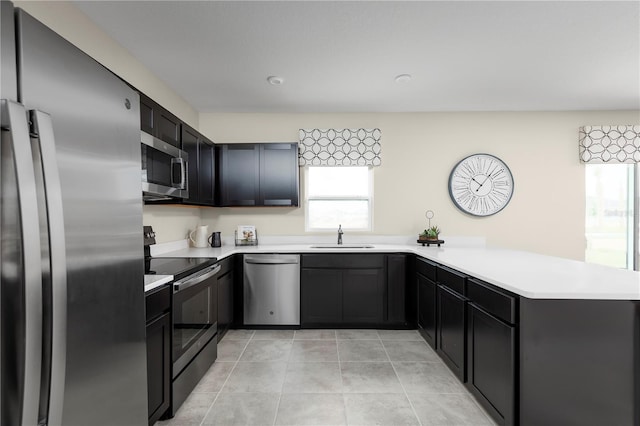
top-left (448, 153), bottom-right (514, 217)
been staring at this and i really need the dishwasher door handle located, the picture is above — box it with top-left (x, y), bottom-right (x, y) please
top-left (244, 258), bottom-right (299, 265)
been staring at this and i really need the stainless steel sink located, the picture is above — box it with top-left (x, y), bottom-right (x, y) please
top-left (309, 244), bottom-right (375, 249)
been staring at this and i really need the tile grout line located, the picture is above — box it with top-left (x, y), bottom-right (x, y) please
top-left (272, 332), bottom-right (295, 426)
top-left (198, 332), bottom-right (253, 426)
top-left (378, 330), bottom-right (424, 426)
top-left (335, 330), bottom-right (349, 426)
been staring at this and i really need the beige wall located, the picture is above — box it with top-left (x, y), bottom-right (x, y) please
top-left (143, 205), bottom-right (202, 243)
top-left (15, 1), bottom-right (198, 128)
top-left (196, 111), bottom-right (640, 260)
top-left (14, 0), bottom-right (203, 239)
top-left (14, 1), bottom-right (638, 260)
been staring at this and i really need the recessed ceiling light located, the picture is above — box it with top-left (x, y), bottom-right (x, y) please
top-left (267, 76), bottom-right (284, 85)
top-left (394, 74), bottom-right (412, 83)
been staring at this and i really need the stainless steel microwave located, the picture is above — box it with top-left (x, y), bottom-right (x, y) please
top-left (141, 131), bottom-right (189, 200)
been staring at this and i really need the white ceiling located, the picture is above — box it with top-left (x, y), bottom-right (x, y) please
top-left (73, 1), bottom-right (640, 113)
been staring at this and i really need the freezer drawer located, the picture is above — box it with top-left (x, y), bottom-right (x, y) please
top-left (243, 254), bottom-right (300, 325)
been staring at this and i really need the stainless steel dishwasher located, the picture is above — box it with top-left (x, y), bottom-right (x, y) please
top-left (243, 254), bottom-right (300, 325)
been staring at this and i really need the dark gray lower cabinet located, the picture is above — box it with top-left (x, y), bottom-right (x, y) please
top-left (342, 269), bottom-right (384, 323)
top-left (416, 256), bottom-right (437, 347)
top-left (301, 269), bottom-right (342, 324)
top-left (437, 285), bottom-right (467, 381)
top-left (301, 254), bottom-right (386, 327)
top-left (467, 303), bottom-right (515, 425)
top-left (217, 266), bottom-right (234, 342)
top-left (302, 267), bottom-right (385, 325)
top-left (386, 254), bottom-right (407, 325)
top-left (417, 273), bottom-right (437, 348)
top-left (146, 313), bottom-right (170, 426)
top-left (145, 285), bottom-right (171, 426)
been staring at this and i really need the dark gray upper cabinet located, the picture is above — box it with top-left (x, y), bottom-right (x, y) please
top-left (181, 124), bottom-right (216, 206)
top-left (198, 139), bottom-right (216, 206)
top-left (181, 125), bottom-right (200, 202)
top-left (219, 144), bottom-right (260, 206)
top-left (219, 143), bottom-right (299, 207)
top-left (139, 93), bottom-right (180, 147)
top-left (260, 144), bottom-right (299, 206)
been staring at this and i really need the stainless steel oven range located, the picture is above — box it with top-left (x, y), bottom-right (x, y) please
top-left (145, 256), bottom-right (220, 416)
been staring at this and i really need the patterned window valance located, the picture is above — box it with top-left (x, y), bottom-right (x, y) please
top-left (579, 125), bottom-right (640, 163)
top-left (299, 128), bottom-right (382, 166)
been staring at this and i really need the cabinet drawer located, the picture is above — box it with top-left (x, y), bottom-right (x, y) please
top-left (146, 285), bottom-right (171, 323)
top-left (438, 265), bottom-right (466, 295)
top-left (302, 254), bottom-right (384, 269)
top-left (416, 257), bottom-right (437, 281)
top-left (467, 278), bottom-right (517, 324)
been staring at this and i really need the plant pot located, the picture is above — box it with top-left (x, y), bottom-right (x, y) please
top-left (425, 236), bottom-right (440, 241)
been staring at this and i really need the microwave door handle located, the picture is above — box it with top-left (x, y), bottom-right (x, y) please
top-left (30, 110), bottom-right (67, 426)
top-left (171, 157), bottom-right (187, 190)
top-left (1, 100), bottom-right (43, 426)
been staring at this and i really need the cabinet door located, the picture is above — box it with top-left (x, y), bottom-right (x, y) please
top-left (146, 312), bottom-right (171, 425)
top-left (417, 273), bottom-right (437, 349)
top-left (217, 270), bottom-right (234, 341)
top-left (156, 108), bottom-right (181, 147)
top-left (437, 285), bottom-right (467, 381)
top-left (467, 304), bottom-right (515, 425)
top-left (181, 125), bottom-right (200, 203)
top-left (259, 143), bottom-right (299, 206)
top-left (198, 139), bottom-right (216, 206)
top-left (140, 94), bottom-right (155, 135)
top-left (301, 269), bottom-right (342, 325)
top-left (220, 144), bottom-right (260, 206)
top-left (342, 268), bottom-right (384, 324)
top-left (386, 254), bottom-right (406, 324)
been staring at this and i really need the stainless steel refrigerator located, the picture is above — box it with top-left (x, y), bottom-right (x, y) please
top-left (1, 3), bottom-right (148, 425)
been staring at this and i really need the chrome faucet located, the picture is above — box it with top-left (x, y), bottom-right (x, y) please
top-left (337, 225), bottom-right (343, 245)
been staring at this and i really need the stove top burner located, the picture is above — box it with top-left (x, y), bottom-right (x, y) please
top-left (145, 257), bottom-right (218, 281)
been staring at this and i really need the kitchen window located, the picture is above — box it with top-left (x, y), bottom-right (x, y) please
top-left (585, 164), bottom-right (635, 269)
top-left (305, 166), bottom-right (373, 231)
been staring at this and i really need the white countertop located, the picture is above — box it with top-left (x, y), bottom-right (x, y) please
top-left (152, 239), bottom-right (640, 300)
top-left (144, 274), bottom-right (173, 293)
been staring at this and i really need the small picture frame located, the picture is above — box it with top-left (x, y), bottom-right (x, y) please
top-left (237, 225), bottom-right (256, 241)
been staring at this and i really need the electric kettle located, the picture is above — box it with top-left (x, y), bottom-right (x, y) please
top-left (189, 225), bottom-right (209, 248)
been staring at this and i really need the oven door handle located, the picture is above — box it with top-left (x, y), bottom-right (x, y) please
top-left (173, 264), bottom-right (221, 293)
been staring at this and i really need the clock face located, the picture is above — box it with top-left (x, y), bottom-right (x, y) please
top-left (448, 154), bottom-right (514, 217)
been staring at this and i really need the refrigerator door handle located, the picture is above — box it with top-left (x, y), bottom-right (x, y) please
top-left (1, 100), bottom-right (43, 426)
top-left (30, 110), bottom-right (67, 426)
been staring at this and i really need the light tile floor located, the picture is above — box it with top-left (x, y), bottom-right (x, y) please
top-left (158, 329), bottom-right (497, 426)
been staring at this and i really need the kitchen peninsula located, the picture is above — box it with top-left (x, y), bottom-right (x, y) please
top-left (148, 239), bottom-right (640, 426)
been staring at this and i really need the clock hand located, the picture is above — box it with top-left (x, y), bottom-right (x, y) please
top-left (471, 177), bottom-right (483, 189)
top-left (475, 172), bottom-right (494, 191)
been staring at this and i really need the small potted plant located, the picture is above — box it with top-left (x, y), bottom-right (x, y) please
top-left (419, 225), bottom-right (441, 241)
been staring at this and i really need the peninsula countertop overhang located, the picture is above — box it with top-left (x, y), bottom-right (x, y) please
top-left (149, 240), bottom-right (640, 301)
